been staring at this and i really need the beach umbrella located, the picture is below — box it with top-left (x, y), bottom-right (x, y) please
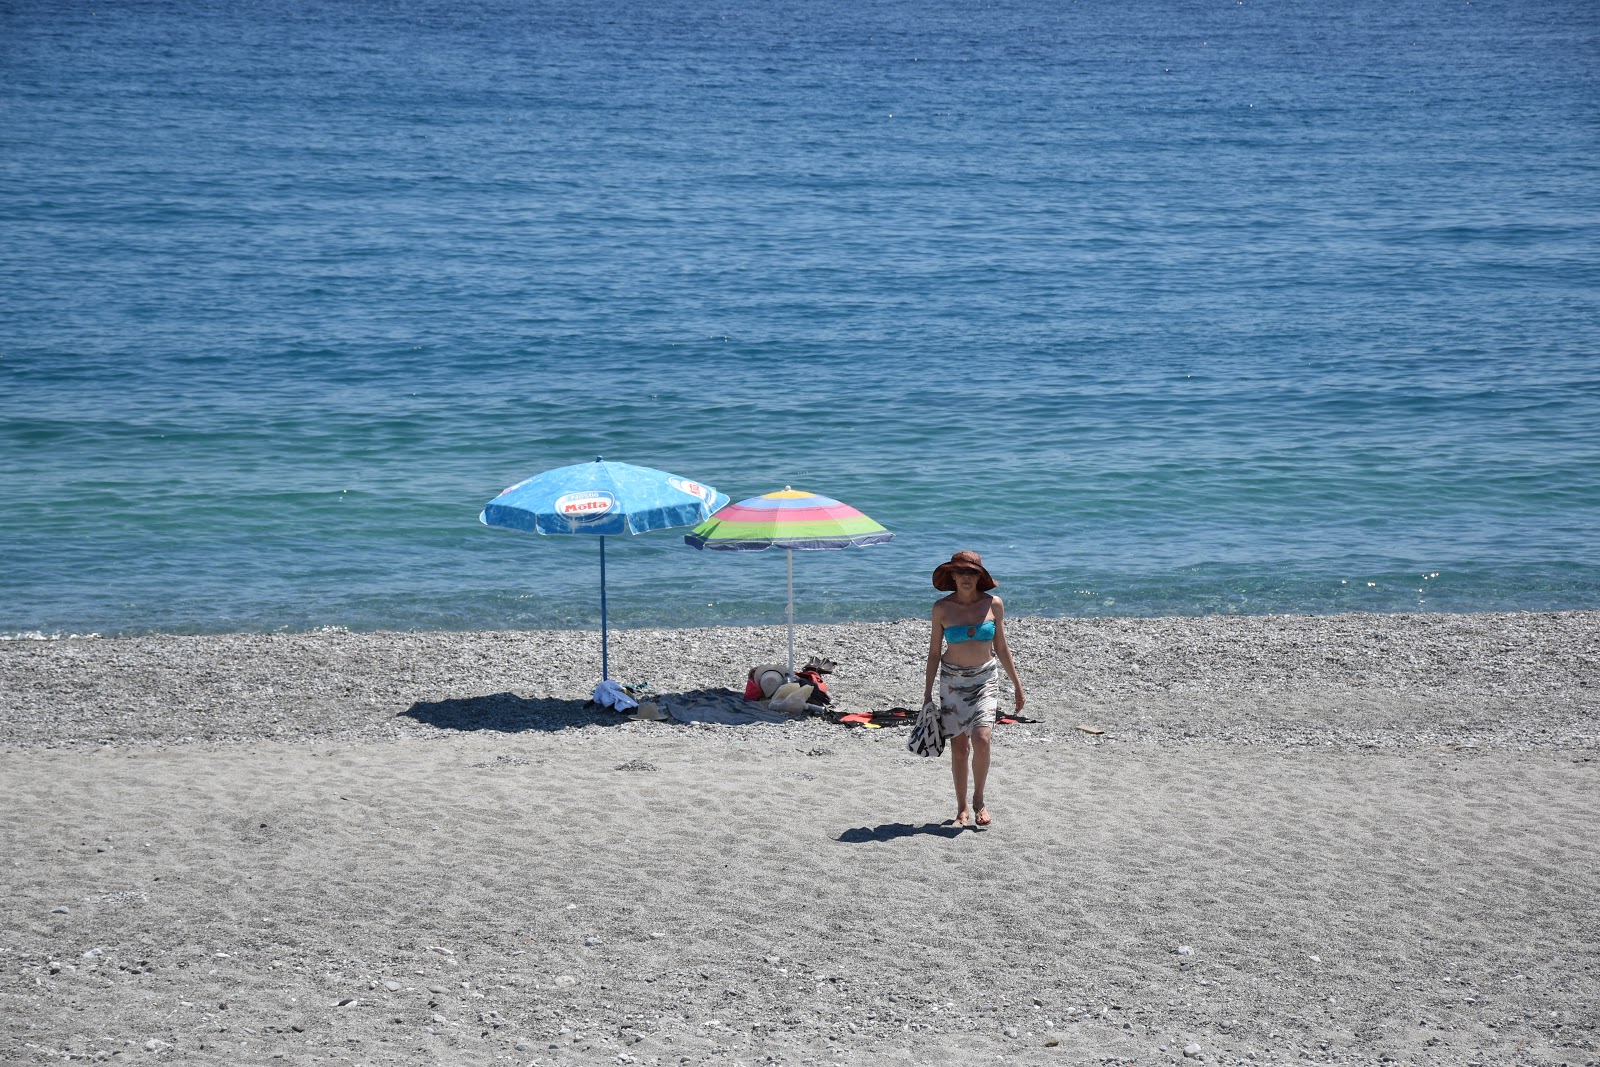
top-left (480, 457), bottom-right (728, 681)
top-left (684, 487), bottom-right (894, 679)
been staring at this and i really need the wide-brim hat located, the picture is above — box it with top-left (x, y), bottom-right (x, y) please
top-left (932, 550), bottom-right (997, 592)
top-left (753, 665), bottom-right (788, 699)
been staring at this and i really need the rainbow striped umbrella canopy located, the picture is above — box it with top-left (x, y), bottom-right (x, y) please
top-left (686, 488), bottom-right (894, 679)
top-left (683, 487), bottom-right (894, 551)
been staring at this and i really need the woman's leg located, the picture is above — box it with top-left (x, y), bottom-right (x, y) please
top-left (970, 725), bottom-right (993, 825)
top-left (950, 732), bottom-right (972, 824)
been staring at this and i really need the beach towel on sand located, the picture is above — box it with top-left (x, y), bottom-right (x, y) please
top-left (661, 688), bottom-right (809, 726)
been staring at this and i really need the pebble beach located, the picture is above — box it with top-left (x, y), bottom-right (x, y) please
top-left (3, 611), bottom-right (1598, 1066)
top-left (9, 3), bottom-right (1600, 1065)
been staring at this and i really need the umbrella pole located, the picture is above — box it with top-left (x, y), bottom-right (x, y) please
top-left (599, 535), bottom-right (609, 681)
top-left (786, 547), bottom-right (795, 680)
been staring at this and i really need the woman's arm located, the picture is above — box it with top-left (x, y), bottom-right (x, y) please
top-left (991, 596), bottom-right (1025, 711)
top-left (923, 602), bottom-right (945, 705)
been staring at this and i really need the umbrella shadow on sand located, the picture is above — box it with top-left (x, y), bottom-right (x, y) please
top-left (836, 821), bottom-right (969, 843)
top-left (400, 694), bottom-right (632, 734)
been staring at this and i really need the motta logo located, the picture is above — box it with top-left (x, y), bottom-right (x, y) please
top-left (554, 491), bottom-right (616, 520)
top-left (669, 477), bottom-right (712, 501)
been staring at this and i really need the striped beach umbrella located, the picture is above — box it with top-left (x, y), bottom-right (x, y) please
top-left (685, 487), bottom-right (894, 678)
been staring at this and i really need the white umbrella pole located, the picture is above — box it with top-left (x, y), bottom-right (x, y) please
top-left (786, 547), bottom-right (795, 680)
top-left (599, 535), bottom-right (609, 682)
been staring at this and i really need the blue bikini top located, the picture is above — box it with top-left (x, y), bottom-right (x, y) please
top-left (944, 619), bottom-right (995, 644)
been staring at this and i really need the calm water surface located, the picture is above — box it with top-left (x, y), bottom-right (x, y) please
top-left (2, 0), bottom-right (1597, 637)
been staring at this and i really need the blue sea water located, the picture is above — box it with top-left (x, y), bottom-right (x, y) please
top-left (2, 0), bottom-right (1598, 638)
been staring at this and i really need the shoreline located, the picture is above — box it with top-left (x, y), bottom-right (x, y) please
top-left (8, 602), bottom-right (1600, 643)
top-left (2, 609), bottom-right (1595, 751)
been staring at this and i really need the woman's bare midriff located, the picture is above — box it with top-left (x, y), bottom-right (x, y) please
top-left (942, 641), bottom-right (994, 669)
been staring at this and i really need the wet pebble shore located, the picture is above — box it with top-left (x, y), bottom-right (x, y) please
top-left (2, 611), bottom-right (1595, 750)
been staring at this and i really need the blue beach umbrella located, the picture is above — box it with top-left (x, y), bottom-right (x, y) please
top-left (480, 457), bottom-right (728, 681)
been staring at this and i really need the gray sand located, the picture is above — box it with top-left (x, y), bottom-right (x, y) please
top-left (3, 611), bottom-right (1598, 1066)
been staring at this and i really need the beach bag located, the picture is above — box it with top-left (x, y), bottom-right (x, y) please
top-left (794, 667), bottom-right (832, 705)
top-left (769, 682), bottom-right (815, 713)
top-left (906, 700), bottom-right (945, 758)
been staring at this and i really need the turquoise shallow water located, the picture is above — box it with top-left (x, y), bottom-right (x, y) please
top-left (2, 0), bottom-right (1598, 637)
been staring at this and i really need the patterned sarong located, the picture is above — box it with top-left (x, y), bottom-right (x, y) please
top-left (938, 658), bottom-right (998, 738)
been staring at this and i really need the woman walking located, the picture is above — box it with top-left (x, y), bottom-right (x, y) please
top-left (922, 550), bottom-right (1025, 827)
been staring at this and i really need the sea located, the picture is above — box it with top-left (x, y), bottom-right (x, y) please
top-left (3, 0), bottom-right (1598, 639)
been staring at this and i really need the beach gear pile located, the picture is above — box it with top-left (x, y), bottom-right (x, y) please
top-left (588, 655), bottom-right (1036, 731)
top-left (743, 656), bottom-right (836, 713)
top-left (590, 680), bottom-right (669, 721)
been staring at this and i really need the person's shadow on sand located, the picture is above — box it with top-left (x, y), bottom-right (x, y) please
top-left (400, 694), bottom-right (624, 733)
top-left (836, 821), bottom-right (970, 842)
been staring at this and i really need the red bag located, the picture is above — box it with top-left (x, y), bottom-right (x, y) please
top-left (794, 669), bottom-right (831, 705)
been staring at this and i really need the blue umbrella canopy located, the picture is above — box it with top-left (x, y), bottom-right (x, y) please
top-left (480, 457), bottom-right (728, 681)
top-left (482, 457), bottom-right (727, 537)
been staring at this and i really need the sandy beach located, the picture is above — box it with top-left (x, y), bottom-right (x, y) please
top-left (3, 612), bottom-right (1598, 1066)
